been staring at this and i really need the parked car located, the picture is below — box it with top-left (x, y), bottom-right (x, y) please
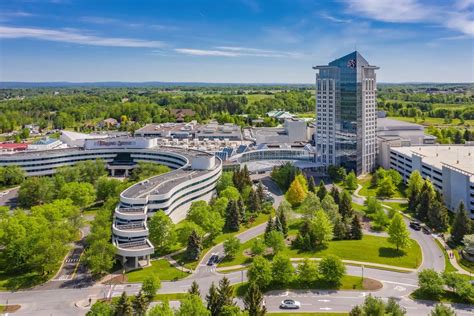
top-left (207, 253), bottom-right (219, 266)
top-left (409, 221), bottom-right (421, 231)
top-left (279, 299), bottom-right (301, 309)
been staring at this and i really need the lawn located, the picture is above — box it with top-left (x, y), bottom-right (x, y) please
top-left (389, 116), bottom-right (474, 127)
top-left (410, 288), bottom-right (472, 304)
top-left (453, 250), bottom-right (474, 274)
top-left (172, 211), bottom-right (272, 270)
top-left (358, 175), bottom-right (407, 199)
top-left (380, 202), bottom-right (408, 213)
top-left (233, 275), bottom-right (380, 297)
top-left (126, 259), bottom-right (189, 282)
top-left (0, 251), bottom-right (63, 291)
top-left (219, 234), bottom-right (422, 269)
top-left (433, 240), bottom-right (472, 281)
top-left (152, 293), bottom-right (188, 301)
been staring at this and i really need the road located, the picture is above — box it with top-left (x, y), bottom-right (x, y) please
top-left (0, 187), bottom-right (19, 208)
top-left (0, 177), bottom-right (469, 316)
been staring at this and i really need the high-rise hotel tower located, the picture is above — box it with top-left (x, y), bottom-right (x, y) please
top-left (313, 51), bottom-right (379, 175)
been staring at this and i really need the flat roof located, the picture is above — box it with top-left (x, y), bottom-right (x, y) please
top-left (135, 122), bottom-right (197, 134)
top-left (391, 145), bottom-right (474, 176)
top-left (377, 118), bottom-right (424, 131)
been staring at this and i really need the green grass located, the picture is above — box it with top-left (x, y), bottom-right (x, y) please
top-left (172, 212), bottom-right (272, 270)
top-left (434, 239), bottom-right (457, 273)
top-left (126, 259), bottom-right (189, 282)
top-left (351, 202), bottom-right (365, 212)
top-left (0, 250), bottom-right (63, 291)
top-left (152, 293), bottom-right (188, 301)
top-left (410, 288), bottom-right (472, 304)
top-left (220, 234), bottom-right (422, 269)
top-left (389, 116), bottom-right (474, 127)
top-left (244, 94), bottom-right (275, 104)
top-left (358, 175), bottom-right (407, 199)
top-left (380, 202), bottom-right (408, 213)
top-left (233, 275), bottom-right (374, 297)
top-left (453, 250), bottom-right (474, 274)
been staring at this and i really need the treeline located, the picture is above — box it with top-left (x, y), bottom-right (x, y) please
top-left (0, 90), bottom-right (313, 133)
top-left (426, 126), bottom-right (473, 144)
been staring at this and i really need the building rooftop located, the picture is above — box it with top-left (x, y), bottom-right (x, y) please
top-left (391, 145), bottom-right (474, 176)
top-left (135, 122), bottom-right (197, 135)
top-left (32, 137), bottom-right (60, 145)
top-left (377, 118), bottom-right (424, 131)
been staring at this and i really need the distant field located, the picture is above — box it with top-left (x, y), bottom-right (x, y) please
top-left (244, 94), bottom-right (275, 104)
top-left (388, 116), bottom-right (474, 127)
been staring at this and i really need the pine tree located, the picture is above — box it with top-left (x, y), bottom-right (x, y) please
top-left (185, 230), bottom-right (202, 261)
top-left (206, 282), bottom-right (220, 316)
top-left (217, 277), bottom-right (235, 308)
top-left (274, 215), bottom-right (283, 234)
top-left (339, 190), bottom-right (353, 219)
top-left (416, 180), bottom-right (434, 221)
top-left (243, 282), bottom-right (267, 316)
top-left (116, 292), bottom-right (133, 316)
top-left (264, 215), bottom-right (274, 240)
top-left (317, 180), bottom-right (327, 201)
top-left (225, 200), bottom-right (240, 231)
top-left (308, 176), bottom-right (317, 193)
top-left (451, 202), bottom-right (471, 244)
top-left (332, 214), bottom-right (347, 240)
top-left (256, 182), bottom-right (265, 202)
top-left (237, 197), bottom-right (246, 223)
top-left (248, 189), bottom-right (262, 213)
top-left (132, 290), bottom-right (149, 316)
top-left (188, 280), bottom-right (200, 296)
top-left (428, 191), bottom-right (449, 232)
top-left (350, 215), bottom-right (363, 240)
top-left (330, 186), bottom-right (340, 205)
top-left (278, 208), bottom-right (288, 238)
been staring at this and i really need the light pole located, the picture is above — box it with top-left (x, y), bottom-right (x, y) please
top-left (241, 270), bottom-right (244, 284)
top-left (361, 265), bottom-right (364, 281)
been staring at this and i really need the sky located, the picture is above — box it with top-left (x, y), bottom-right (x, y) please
top-left (0, 0), bottom-right (473, 83)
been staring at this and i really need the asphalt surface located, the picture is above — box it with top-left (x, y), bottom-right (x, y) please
top-left (0, 176), bottom-right (471, 316)
top-left (0, 187), bottom-right (19, 208)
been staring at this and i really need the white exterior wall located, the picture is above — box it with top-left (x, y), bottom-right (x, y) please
top-left (361, 71), bottom-right (377, 174)
top-left (315, 77), bottom-right (336, 165)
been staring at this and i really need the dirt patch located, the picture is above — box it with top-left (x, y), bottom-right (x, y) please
top-left (3, 305), bottom-right (21, 313)
top-left (363, 277), bottom-right (383, 291)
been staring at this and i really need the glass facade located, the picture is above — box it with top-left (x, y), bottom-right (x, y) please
top-left (315, 51), bottom-right (378, 175)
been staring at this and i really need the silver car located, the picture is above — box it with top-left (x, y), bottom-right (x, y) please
top-left (279, 299), bottom-right (301, 309)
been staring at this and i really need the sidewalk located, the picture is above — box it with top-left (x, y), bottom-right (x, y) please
top-left (433, 235), bottom-right (471, 275)
top-left (217, 257), bottom-right (416, 273)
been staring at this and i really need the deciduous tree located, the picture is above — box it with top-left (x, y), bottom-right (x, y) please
top-left (388, 213), bottom-right (412, 251)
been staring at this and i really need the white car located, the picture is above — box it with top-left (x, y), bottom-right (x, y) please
top-left (279, 299), bottom-right (301, 309)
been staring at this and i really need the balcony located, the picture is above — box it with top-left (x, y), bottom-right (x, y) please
top-left (115, 239), bottom-right (154, 257)
top-left (115, 206), bottom-right (147, 221)
top-left (112, 222), bottom-right (148, 238)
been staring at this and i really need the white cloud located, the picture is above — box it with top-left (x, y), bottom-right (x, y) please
top-left (341, 0), bottom-right (474, 36)
top-left (320, 13), bottom-right (351, 24)
top-left (175, 46), bottom-right (302, 58)
top-left (0, 26), bottom-right (166, 48)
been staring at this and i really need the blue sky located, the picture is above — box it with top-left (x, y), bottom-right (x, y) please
top-left (0, 0), bottom-right (473, 83)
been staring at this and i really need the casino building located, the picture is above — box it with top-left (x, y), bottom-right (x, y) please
top-left (0, 136), bottom-right (222, 268)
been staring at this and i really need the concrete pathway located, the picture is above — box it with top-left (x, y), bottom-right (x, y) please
top-left (433, 235), bottom-right (471, 275)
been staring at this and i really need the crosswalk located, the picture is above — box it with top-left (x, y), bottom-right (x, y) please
top-left (66, 258), bottom-right (80, 263)
top-left (55, 275), bottom-right (73, 281)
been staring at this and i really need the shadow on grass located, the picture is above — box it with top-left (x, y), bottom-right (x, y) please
top-left (410, 288), bottom-right (471, 305)
top-left (1, 271), bottom-right (49, 291)
top-left (378, 247), bottom-right (406, 258)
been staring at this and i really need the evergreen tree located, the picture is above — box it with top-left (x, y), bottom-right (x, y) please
top-left (330, 186), bottom-right (340, 205)
top-left (277, 208), bottom-right (288, 238)
top-left (350, 215), bottom-right (363, 240)
top-left (416, 180), bottom-right (434, 221)
top-left (206, 282), bottom-right (220, 316)
top-left (345, 171), bottom-right (358, 191)
top-left (256, 182), bottom-right (265, 202)
top-left (339, 190), bottom-right (354, 219)
top-left (308, 176), bottom-right (317, 193)
top-left (185, 230), bottom-right (202, 261)
top-left (225, 200), bottom-right (240, 232)
top-left (248, 189), bottom-right (262, 213)
top-left (237, 197), bottom-right (246, 223)
top-left (243, 282), bottom-right (267, 316)
top-left (264, 216), bottom-right (274, 240)
top-left (332, 214), bottom-right (348, 240)
top-left (451, 202), bottom-right (471, 244)
top-left (428, 191), bottom-right (450, 232)
top-left (116, 292), bottom-right (133, 316)
top-left (317, 180), bottom-right (327, 201)
top-left (217, 277), bottom-right (235, 312)
top-left (132, 291), bottom-right (149, 316)
top-left (188, 280), bottom-right (200, 296)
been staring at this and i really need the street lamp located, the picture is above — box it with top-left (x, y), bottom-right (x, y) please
top-left (361, 265), bottom-right (364, 281)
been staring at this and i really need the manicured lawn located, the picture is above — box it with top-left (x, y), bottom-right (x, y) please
top-left (434, 239), bottom-right (457, 273)
top-left (233, 275), bottom-right (379, 297)
top-left (126, 259), bottom-right (189, 282)
top-left (0, 251), bottom-right (62, 291)
top-left (380, 202), bottom-right (408, 213)
top-left (220, 235), bottom-right (421, 269)
top-left (153, 293), bottom-right (188, 301)
top-left (172, 211), bottom-right (272, 270)
top-left (410, 288), bottom-right (472, 304)
top-left (453, 250), bottom-right (474, 274)
top-left (351, 202), bottom-right (365, 212)
top-left (358, 175), bottom-right (407, 199)
top-left (389, 116), bottom-right (474, 127)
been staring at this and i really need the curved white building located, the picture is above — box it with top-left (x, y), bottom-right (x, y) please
top-left (0, 137), bottom-right (222, 269)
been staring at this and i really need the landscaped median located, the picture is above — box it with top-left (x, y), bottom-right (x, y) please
top-left (126, 259), bottom-right (189, 283)
top-left (217, 234), bottom-right (422, 270)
